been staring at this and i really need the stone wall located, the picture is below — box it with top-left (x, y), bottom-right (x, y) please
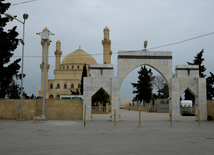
top-left (0, 99), bottom-right (83, 120)
top-left (156, 99), bottom-right (169, 113)
top-left (207, 100), bottom-right (214, 120)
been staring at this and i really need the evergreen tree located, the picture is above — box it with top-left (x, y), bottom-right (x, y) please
top-left (71, 89), bottom-right (79, 95)
top-left (0, 1), bottom-right (22, 98)
top-left (132, 65), bottom-right (154, 104)
top-left (7, 81), bottom-right (20, 99)
top-left (92, 88), bottom-right (110, 106)
top-left (80, 63), bottom-right (87, 95)
top-left (186, 49), bottom-right (206, 101)
top-left (187, 49), bottom-right (206, 78)
top-left (206, 72), bottom-right (214, 100)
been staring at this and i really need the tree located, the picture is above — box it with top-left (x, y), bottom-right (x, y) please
top-left (157, 83), bottom-right (169, 99)
top-left (152, 75), bottom-right (165, 90)
top-left (92, 88), bottom-right (110, 106)
top-left (71, 89), bottom-right (79, 95)
top-left (187, 49), bottom-right (206, 78)
top-left (206, 72), bottom-right (214, 100)
top-left (7, 81), bottom-right (21, 99)
top-left (0, 1), bottom-right (22, 98)
top-left (132, 65), bottom-right (154, 104)
top-left (186, 49), bottom-right (206, 101)
top-left (80, 63), bottom-right (87, 95)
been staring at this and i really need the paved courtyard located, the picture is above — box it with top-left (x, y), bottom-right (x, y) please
top-left (0, 109), bottom-right (213, 155)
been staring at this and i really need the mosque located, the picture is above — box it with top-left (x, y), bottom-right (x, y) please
top-left (38, 26), bottom-right (112, 99)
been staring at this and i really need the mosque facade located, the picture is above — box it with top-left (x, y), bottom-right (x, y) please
top-left (38, 26), bottom-right (112, 99)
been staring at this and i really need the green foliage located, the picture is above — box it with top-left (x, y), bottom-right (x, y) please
top-left (7, 81), bottom-right (20, 99)
top-left (132, 65), bottom-right (154, 104)
top-left (71, 89), bottom-right (79, 95)
top-left (206, 72), bottom-right (214, 100)
top-left (80, 63), bottom-right (87, 95)
top-left (157, 83), bottom-right (169, 99)
top-left (187, 49), bottom-right (206, 78)
top-left (0, 1), bottom-right (22, 98)
top-left (92, 88), bottom-right (110, 106)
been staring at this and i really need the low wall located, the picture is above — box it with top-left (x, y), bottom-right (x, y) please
top-left (156, 99), bottom-right (169, 113)
top-left (0, 99), bottom-right (83, 120)
top-left (207, 100), bottom-right (214, 120)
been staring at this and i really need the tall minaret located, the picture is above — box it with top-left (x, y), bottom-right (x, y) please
top-left (54, 40), bottom-right (62, 71)
top-left (39, 27), bottom-right (51, 98)
top-left (102, 26), bottom-right (112, 64)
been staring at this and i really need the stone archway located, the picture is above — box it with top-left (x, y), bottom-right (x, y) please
top-left (83, 51), bottom-right (207, 121)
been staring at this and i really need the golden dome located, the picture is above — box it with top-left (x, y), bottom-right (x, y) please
top-left (121, 97), bottom-right (132, 106)
top-left (61, 48), bottom-right (97, 65)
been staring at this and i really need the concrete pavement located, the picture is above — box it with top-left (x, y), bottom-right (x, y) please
top-left (0, 109), bottom-right (213, 155)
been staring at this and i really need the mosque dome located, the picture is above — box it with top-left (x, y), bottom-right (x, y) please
top-left (61, 47), bottom-right (97, 65)
top-left (121, 97), bottom-right (132, 106)
top-left (104, 26), bottom-right (109, 31)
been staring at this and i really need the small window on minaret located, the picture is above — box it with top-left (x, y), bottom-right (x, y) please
top-left (77, 65), bottom-right (79, 69)
top-left (78, 84), bottom-right (81, 88)
top-left (72, 65), bottom-right (74, 69)
top-left (67, 66), bottom-right (69, 69)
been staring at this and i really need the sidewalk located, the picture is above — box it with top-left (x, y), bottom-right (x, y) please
top-left (0, 110), bottom-right (213, 155)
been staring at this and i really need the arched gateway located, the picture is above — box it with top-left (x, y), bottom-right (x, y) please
top-left (83, 50), bottom-right (207, 121)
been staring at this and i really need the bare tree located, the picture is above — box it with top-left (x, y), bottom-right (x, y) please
top-left (152, 75), bottom-right (165, 90)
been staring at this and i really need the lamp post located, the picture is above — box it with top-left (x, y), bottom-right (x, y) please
top-left (33, 83), bottom-right (37, 99)
top-left (5, 13), bottom-right (29, 120)
top-left (37, 29), bottom-right (54, 119)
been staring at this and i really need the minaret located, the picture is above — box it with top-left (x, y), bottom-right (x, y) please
top-left (54, 40), bottom-right (62, 70)
top-left (39, 27), bottom-right (51, 98)
top-left (102, 26), bottom-right (112, 64)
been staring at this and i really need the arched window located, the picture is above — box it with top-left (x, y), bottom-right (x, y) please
top-left (71, 84), bottom-right (74, 88)
top-left (72, 65), bottom-right (74, 69)
top-left (50, 84), bottom-right (53, 89)
top-left (67, 66), bottom-right (69, 69)
top-left (78, 84), bottom-right (81, 88)
top-left (77, 65), bottom-right (79, 69)
top-left (57, 84), bottom-right (60, 89)
top-left (64, 84), bottom-right (67, 89)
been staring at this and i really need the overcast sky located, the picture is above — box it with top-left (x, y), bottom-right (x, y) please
top-left (4, 0), bottom-right (214, 102)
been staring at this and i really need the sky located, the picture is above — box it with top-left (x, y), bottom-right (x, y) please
top-left (3, 0), bottom-right (214, 102)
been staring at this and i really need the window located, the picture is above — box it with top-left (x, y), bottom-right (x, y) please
top-left (64, 84), bottom-right (67, 89)
top-left (78, 84), bottom-right (81, 88)
top-left (57, 84), bottom-right (60, 89)
top-left (77, 65), bottom-right (79, 69)
top-left (67, 66), bottom-right (69, 69)
top-left (63, 66), bottom-right (65, 69)
top-left (50, 84), bottom-right (53, 89)
top-left (72, 65), bottom-right (74, 69)
top-left (71, 84), bottom-right (74, 88)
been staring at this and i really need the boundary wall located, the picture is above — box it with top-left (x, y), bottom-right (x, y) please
top-left (0, 99), bottom-right (83, 120)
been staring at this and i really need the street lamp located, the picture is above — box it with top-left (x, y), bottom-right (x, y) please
top-left (37, 28), bottom-right (54, 119)
top-left (5, 13), bottom-right (29, 120)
